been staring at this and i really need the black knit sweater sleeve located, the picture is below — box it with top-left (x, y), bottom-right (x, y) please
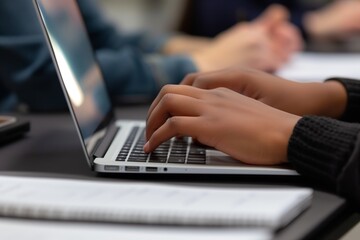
top-left (327, 78), bottom-right (360, 122)
top-left (288, 78), bottom-right (360, 210)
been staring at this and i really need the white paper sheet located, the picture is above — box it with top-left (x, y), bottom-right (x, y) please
top-left (0, 176), bottom-right (312, 229)
top-left (277, 52), bottom-right (360, 82)
top-left (0, 218), bottom-right (272, 240)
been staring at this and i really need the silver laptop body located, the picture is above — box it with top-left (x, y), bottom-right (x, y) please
top-left (33, 0), bottom-right (297, 176)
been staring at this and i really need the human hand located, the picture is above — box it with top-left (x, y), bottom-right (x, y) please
top-left (255, 4), bottom-right (303, 63)
top-left (190, 23), bottom-right (278, 72)
top-left (304, 0), bottom-right (360, 39)
top-left (144, 85), bottom-right (300, 165)
top-left (181, 67), bottom-right (347, 118)
top-left (191, 4), bottom-right (302, 73)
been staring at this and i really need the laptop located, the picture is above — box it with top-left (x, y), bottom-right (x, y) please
top-left (33, 0), bottom-right (297, 176)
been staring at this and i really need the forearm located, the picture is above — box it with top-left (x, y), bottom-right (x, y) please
top-left (288, 116), bottom-right (360, 210)
top-left (307, 80), bottom-right (347, 119)
top-left (277, 79), bottom-right (347, 118)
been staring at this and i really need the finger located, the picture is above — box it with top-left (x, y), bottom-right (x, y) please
top-left (180, 73), bottom-right (200, 85)
top-left (182, 68), bottom-right (244, 90)
top-left (256, 4), bottom-right (289, 26)
top-left (144, 116), bottom-right (202, 153)
top-left (191, 70), bottom-right (237, 89)
top-left (180, 70), bottom-right (222, 86)
top-left (146, 93), bottom-right (204, 141)
top-left (194, 75), bottom-right (226, 89)
top-left (147, 85), bottom-right (205, 121)
top-left (191, 68), bottom-right (253, 92)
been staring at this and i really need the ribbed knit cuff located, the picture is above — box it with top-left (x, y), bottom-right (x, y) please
top-left (288, 116), bottom-right (360, 184)
top-left (325, 78), bottom-right (360, 122)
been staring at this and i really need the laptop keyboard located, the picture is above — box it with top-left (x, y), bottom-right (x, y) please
top-left (116, 127), bottom-right (206, 164)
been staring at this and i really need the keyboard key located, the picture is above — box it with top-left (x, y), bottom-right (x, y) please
top-left (189, 148), bottom-right (206, 155)
top-left (168, 156), bottom-right (186, 164)
top-left (116, 127), bottom-right (139, 162)
top-left (117, 127), bottom-right (207, 166)
top-left (149, 155), bottom-right (167, 163)
top-left (128, 156), bottom-right (148, 162)
top-left (187, 158), bottom-right (206, 164)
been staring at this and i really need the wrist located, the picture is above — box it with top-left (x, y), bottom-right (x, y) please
top-left (268, 112), bottom-right (301, 164)
top-left (321, 81), bottom-right (347, 118)
top-left (295, 82), bottom-right (346, 118)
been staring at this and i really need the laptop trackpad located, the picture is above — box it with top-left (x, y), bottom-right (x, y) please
top-left (206, 150), bottom-right (296, 175)
top-left (206, 150), bottom-right (247, 166)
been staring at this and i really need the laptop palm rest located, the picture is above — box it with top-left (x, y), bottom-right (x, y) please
top-left (206, 150), bottom-right (295, 172)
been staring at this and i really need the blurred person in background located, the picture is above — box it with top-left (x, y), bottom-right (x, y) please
top-left (0, 0), bottom-right (301, 113)
top-left (180, 0), bottom-right (360, 43)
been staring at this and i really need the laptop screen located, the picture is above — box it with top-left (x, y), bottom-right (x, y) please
top-left (34, 0), bottom-right (114, 163)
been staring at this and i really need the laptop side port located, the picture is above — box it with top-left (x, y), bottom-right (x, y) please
top-left (104, 165), bottom-right (120, 171)
top-left (145, 167), bottom-right (158, 172)
top-left (125, 166), bottom-right (140, 172)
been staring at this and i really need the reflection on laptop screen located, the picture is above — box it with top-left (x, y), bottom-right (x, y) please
top-left (36, 0), bottom-right (113, 154)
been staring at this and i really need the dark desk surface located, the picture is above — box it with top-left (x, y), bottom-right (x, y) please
top-left (0, 105), bottom-right (358, 240)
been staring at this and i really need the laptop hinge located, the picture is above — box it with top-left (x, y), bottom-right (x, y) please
top-left (92, 124), bottom-right (119, 159)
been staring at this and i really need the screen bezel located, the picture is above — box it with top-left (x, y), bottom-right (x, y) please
top-left (33, 0), bottom-right (116, 168)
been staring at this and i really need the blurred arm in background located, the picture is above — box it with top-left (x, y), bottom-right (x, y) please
top-left (0, 0), bottom-right (300, 112)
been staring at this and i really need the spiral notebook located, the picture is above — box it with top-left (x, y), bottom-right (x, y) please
top-left (0, 176), bottom-right (312, 230)
top-left (0, 219), bottom-right (273, 240)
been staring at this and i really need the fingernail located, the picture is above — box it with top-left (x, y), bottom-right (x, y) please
top-left (143, 142), bottom-right (149, 153)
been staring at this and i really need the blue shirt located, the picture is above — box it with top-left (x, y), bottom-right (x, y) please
top-left (0, 0), bottom-right (196, 112)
